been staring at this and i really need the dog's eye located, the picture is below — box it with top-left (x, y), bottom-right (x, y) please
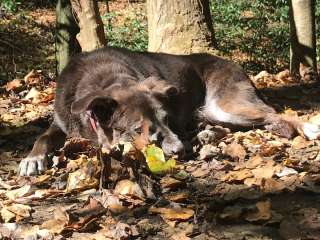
top-left (114, 127), bottom-right (125, 133)
top-left (135, 127), bottom-right (142, 134)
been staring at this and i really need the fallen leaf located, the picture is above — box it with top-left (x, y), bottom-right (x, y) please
top-left (5, 79), bottom-right (23, 91)
top-left (149, 207), bottom-right (194, 221)
top-left (160, 176), bottom-right (185, 190)
top-left (191, 167), bottom-right (210, 178)
top-left (198, 144), bottom-right (220, 160)
top-left (100, 189), bottom-right (128, 214)
top-left (104, 222), bottom-right (139, 239)
top-left (66, 157), bottom-right (99, 192)
top-left (41, 207), bottom-right (69, 234)
top-left (1, 204), bottom-right (31, 222)
top-left (276, 166), bottom-right (298, 177)
top-left (143, 144), bottom-right (176, 174)
top-left (244, 155), bottom-right (264, 169)
top-left (292, 136), bottom-right (311, 149)
top-left (261, 178), bottom-right (285, 193)
top-left (224, 143), bottom-right (246, 162)
top-left (65, 198), bottom-right (106, 231)
top-left (171, 231), bottom-right (191, 240)
top-left (114, 180), bottom-right (145, 199)
top-left (251, 165), bottom-right (275, 179)
top-left (245, 200), bottom-right (271, 222)
top-left (5, 184), bottom-right (33, 200)
top-left (164, 191), bottom-right (189, 202)
top-left (24, 70), bottom-right (42, 85)
top-left (222, 169), bottom-right (253, 182)
top-left (244, 177), bottom-right (263, 187)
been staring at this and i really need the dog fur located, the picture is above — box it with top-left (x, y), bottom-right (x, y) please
top-left (19, 47), bottom-right (320, 176)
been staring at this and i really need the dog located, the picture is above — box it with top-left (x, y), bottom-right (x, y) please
top-left (19, 47), bottom-right (320, 176)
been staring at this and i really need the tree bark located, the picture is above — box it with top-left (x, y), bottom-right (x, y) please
top-left (70, 0), bottom-right (106, 52)
top-left (55, 0), bottom-right (80, 74)
top-left (147, 0), bottom-right (215, 54)
top-left (289, 0), bottom-right (318, 80)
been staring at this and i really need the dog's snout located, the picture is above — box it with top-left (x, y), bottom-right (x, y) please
top-left (162, 138), bottom-right (185, 157)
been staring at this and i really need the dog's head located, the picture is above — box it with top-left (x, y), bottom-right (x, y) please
top-left (71, 77), bottom-right (184, 156)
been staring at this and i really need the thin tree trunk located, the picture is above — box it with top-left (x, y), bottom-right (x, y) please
top-left (55, 0), bottom-right (80, 74)
top-left (289, 0), bottom-right (318, 80)
top-left (70, 0), bottom-right (106, 52)
top-left (147, 0), bottom-right (215, 54)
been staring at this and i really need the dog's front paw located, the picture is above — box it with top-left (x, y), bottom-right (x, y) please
top-left (19, 155), bottom-right (47, 176)
top-left (302, 123), bottom-right (320, 140)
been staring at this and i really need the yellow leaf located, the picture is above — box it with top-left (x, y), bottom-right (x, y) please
top-left (143, 145), bottom-right (176, 174)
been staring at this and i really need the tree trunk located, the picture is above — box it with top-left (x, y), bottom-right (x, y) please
top-left (70, 0), bottom-right (106, 52)
top-left (147, 0), bottom-right (215, 54)
top-left (55, 0), bottom-right (80, 74)
top-left (289, 0), bottom-right (318, 80)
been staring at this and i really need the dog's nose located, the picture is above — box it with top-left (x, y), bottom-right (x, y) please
top-left (162, 139), bottom-right (185, 157)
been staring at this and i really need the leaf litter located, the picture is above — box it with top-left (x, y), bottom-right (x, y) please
top-left (1, 68), bottom-right (320, 239)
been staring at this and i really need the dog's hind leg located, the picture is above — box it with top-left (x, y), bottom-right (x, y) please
top-left (201, 80), bottom-right (320, 140)
top-left (19, 121), bottom-right (66, 176)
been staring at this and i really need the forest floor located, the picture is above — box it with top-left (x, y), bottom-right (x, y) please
top-left (1, 1), bottom-right (320, 240)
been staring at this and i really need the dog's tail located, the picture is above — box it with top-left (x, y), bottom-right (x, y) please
top-left (265, 113), bottom-right (320, 140)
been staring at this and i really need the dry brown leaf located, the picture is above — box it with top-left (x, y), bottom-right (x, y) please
top-left (170, 231), bottom-right (191, 240)
top-left (222, 169), bottom-right (253, 182)
top-left (114, 180), bottom-right (145, 199)
top-left (5, 79), bottom-right (23, 91)
top-left (100, 189), bottom-right (128, 214)
top-left (291, 136), bottom-right (311, 149)
top-left (65, 198), bottom-right (106, 231)
top-left (149, 207), bottom-right (194, 221)
top-left (260, 143), bottom-right (283, 157)
top-left (244, 155), bottom-right (264, 169)
top-left (224, 143), bottom-right (246, 162)
top-left (41, 207), bottom-right (69, 234)
top-left (281, 175), bottom-right (300, 191)
top-left (102, 222), bottom-right (139, 240)
top-left (251, 165), bottom-right (275, 179)
top-left (1, 204), bottom-right (31, 222)
top-left (244, 177), bottom-right (263, 187)
top-left (66, 158), bottom-right (99, 192)
top-left (262, 178), bottom-right (285, 193)
top-left (164, 191), bottom-right (189, 202)
top-left (245, 200), bottom-right (271, 222)
top-left (24, 70), bottom-right (42, 85)
top-left (191, 167), bottom-right (210, 178)
top-left (5, 184), bottom-right (33, 200)
top-left (160, 176), bottom-right (185, 190)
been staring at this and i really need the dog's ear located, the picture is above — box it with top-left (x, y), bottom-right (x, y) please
top-left (141, 76), bottom-right (179, 98)
top-left (71, 93), bottom-right (118, 119)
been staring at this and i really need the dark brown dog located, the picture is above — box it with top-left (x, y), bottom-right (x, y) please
top-left (19, 47), bottom-right (320, 176)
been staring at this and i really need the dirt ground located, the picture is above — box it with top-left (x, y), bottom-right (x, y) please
top-left (1, 2), bottom-right (320, 240)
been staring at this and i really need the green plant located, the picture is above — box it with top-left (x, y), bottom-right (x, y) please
top-left (103, 10), bottom-right (148, 51)
top-left (211, 0), bottom-right (292, 73)
top-left (1, 0), bottom-right (21, 12)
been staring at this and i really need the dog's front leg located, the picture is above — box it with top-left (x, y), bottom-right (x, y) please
top-left (19, 122), bottom-right (66, 176)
